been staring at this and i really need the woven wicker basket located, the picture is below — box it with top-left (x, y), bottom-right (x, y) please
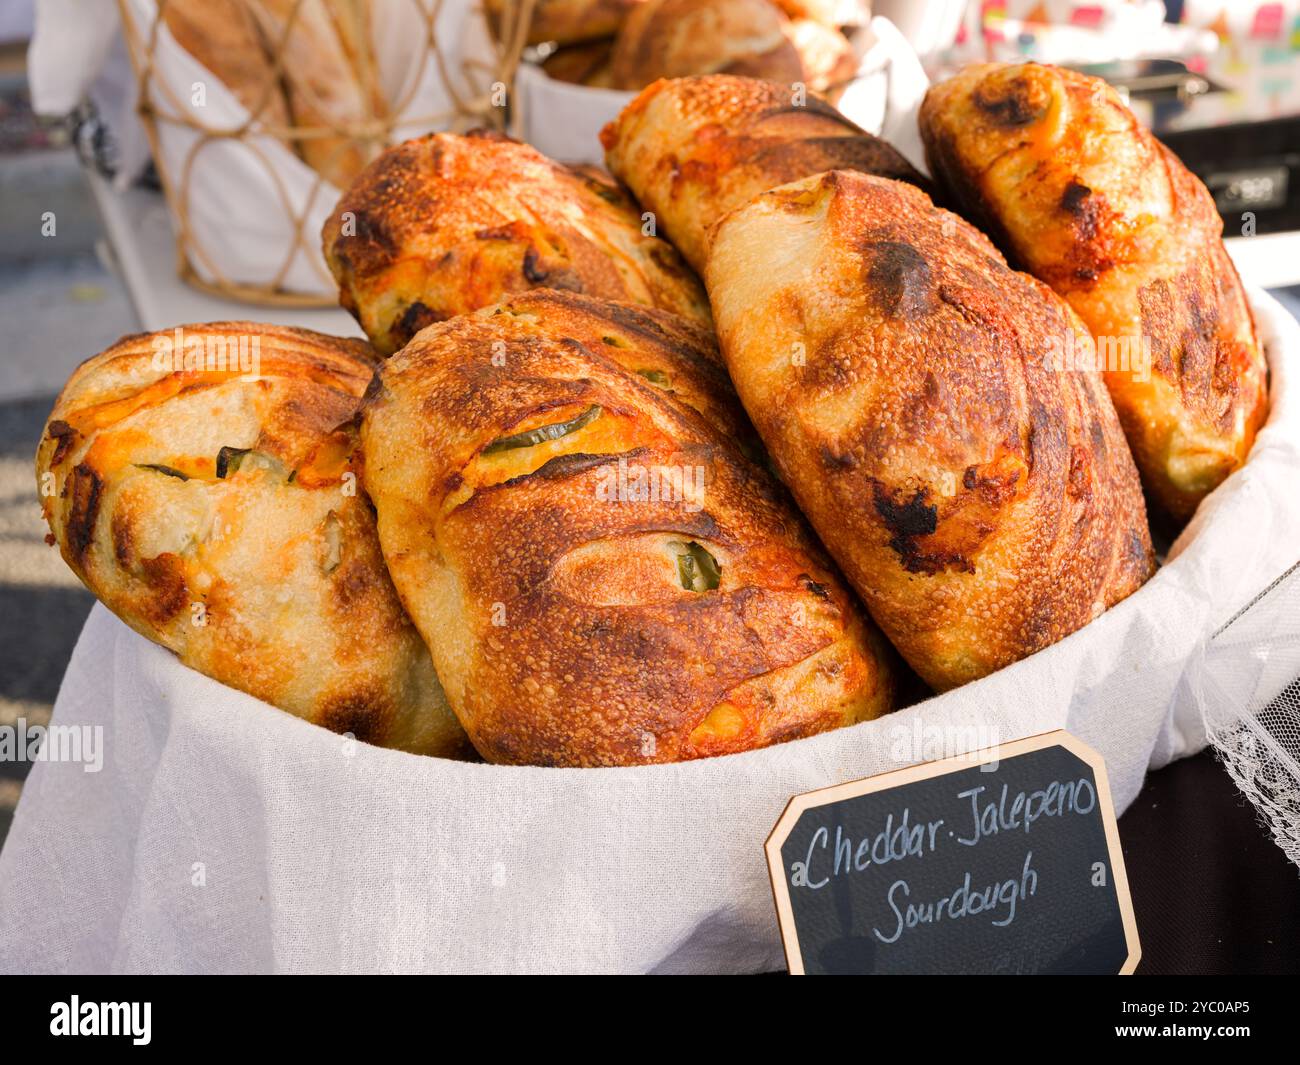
top-left (117, 0), bottom-right (541, 306)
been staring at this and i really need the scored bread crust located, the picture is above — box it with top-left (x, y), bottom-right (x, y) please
top-left (360, 290), bottom-right (894, 766)
top-left (706, 170), bottom-right (1155, 691)
top-left (36, 322), bottom-right (468, 757)
top-left (602, 74), bottom-right (930, 274)
top-left (920, 62), bottom-right (1268, 523)
top-left (322, 129), bottom-right (710, 356)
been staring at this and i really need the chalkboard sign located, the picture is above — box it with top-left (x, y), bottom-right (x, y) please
top-left (766, 730), bottom-right (1139, 974)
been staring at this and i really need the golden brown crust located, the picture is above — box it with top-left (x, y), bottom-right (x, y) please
top-left (360, 291), bottom-right (894, 766)
top-left (610, 0), bottom-right (805, 91)
top-left (36, 322), bottom-right (469, 758)
top-left (706, 170), bottom-right (1155, 691)
top-left (602, 74), bottom-right (929, 273)
top-left (323, 129), bottom-right (710, 356)
top-left (485, 0), bottom-right (643, 46)
top-left (920, 62), bottom-right (1269, 522)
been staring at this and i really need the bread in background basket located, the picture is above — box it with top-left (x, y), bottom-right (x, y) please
top-left (497, 0), bottom-right (864, 95)
top-left (484, 0), bottom-right (645, 47)
top-left (609, 0), bottom-right (854, 94)
top-left (161, 0), bottom-right (390, 193)
top-left (90, 0), bottom-right (501, 299)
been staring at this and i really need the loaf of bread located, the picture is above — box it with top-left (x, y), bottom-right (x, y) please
top-left (920, 63), bottom-right (1269, 522)
top-left (322, 129), bottom-right (710, 355)
top-left (161, 0), bottom-right (293, 131)
top-left (610, 0), bottom-right (807, 91)
top-left (706, 171), bottom-right (1155, 691)
top-left (541, 37), bottom-right (617, 87)
top-left (603, 74), bottom-right (928, 273)
top-left (785, 17), bottom-right (858, 94)
top-left (773, 0), bottom-right (856, 25)
top-left (485, 0), bottom-right (643, 46)
top-left (360, 290), bottom-right (895, 765)
top-left (36, 323), bottom-right (468, 757)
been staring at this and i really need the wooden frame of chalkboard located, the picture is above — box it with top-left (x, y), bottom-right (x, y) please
top-left (765, 729), bottom-right (1141, 975)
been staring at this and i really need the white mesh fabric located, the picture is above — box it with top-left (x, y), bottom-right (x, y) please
top-left (1192, 560), bottom-right (1300, 872)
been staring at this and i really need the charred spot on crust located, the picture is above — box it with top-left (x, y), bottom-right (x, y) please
top-left (65, 462), bottom-right (103, 563)
top-left (819, 444), bottom-right (860, 470)
top-left (865, 241), bottom-right (934, 320)
top-left (396, 301), bottom-right (442, 344)
top-left (331, 557), bottom-right (376, 611)
top-left (111, 509), bottom-right (133, 567)
top-left (973, 76), bottom-right (1049, 127)
top-left (522, 247), bottom-right (585, 292)
top-left (872, 482), bottom-right (941, 572)
top-left (319, 691), bottom-right (391, 745)
top-left (873, 485), bottom-right (938, 539)
top-left (522, 246), bottom-right (549, 284)
top-left (798, 574), bottom-right (830, 599)
top-left (1059, 181), bottom-right (1106, 256)
top-left (46, 420), bottom-right (79, 465)
top-left (349, 210), bottom-right (396, 258)
top-left (962, 461), bottom-right (1022, 506)
top-left (1061, 181), bottom-right (1092, 215)
top-left (138, 554), bottom-right (190, 624)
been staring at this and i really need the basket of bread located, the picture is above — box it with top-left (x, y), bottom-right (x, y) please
top-left (4, 58), bottom-right (1298, 973)
top-left (112, 0), bottom-right (503, 301)
top-left (502, 0), bottom-right (927, 163)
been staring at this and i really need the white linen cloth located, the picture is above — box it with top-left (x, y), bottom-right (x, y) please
top-left (0, 289), bottom-right (1297, 974)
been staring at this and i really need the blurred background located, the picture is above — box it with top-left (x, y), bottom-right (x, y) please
top-left (2, 0), bottom-right (1300, 874)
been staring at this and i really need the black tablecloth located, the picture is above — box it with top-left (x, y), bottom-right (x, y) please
top-left (1121, 750), bottom-right (1300, 975)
